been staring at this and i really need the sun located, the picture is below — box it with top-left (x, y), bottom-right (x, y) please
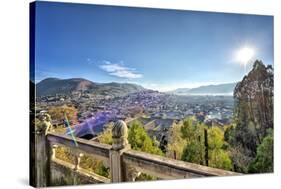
top-left (236, 47), bottom-right (255, 65)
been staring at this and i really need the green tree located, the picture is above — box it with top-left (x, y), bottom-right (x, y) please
top-left (208, 127), bottom-right (232, 170)
top-left (182, 140), bottom-right (205, 164)
top-left (224, 125), bottom-right (236, 145)
top-left (98, 123), bottom-right (113, 145)
top-left (128, 121), bottom-right (163, 156)
top-left (248, 132), bottom-right (273, 173)
top-left (166, 122), bottom-right (187, 160)
top-left (180, 118), bottom-right (232, 170)
top-left (208, 127), bottom-right (224, 149)
top-left (209, 149), bottom-right (232, 170)
top-left (180, 118), bottom-right (205, 165)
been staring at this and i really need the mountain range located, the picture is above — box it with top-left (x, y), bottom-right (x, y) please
top-left (36, 77), bottom-right (237, 97)
top-left (36, 78), bottom-right (144, 97)
top-left (169, 83), bottom-right (237, 96)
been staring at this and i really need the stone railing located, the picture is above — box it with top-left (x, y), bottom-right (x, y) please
top-left (35, 120), bottom-right (241, 187)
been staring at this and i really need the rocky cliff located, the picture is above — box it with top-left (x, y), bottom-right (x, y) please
top-left (234, 60), bottom-right (273, 136)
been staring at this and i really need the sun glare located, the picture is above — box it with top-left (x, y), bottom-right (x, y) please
top-left (236, 47), bottom-right (255, 65)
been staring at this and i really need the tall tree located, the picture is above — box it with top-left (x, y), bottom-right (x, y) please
top-left (180, 118), bottom-right (205, 165)
top-left (229, 60), bottom-right (274, 173)
top-left (166, 122), bottom-right (187, 160)
top-left (208, 127), bottom-right (232, 170)
top-left (128, 121), bottom-right (163, 156)
top-left (248, 130), bottom-right (273, 173)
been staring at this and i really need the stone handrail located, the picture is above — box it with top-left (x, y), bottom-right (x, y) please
top-left (35, 120), bottom-right (241, 187)
top-left (123, 150), bottom-right (239, 180)
top-left (47, 132), bottom-right (111, 164)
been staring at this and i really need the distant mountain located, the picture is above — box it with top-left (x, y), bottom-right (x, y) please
top-left (170, 82), bottom-right (237, 95)
top-left (36, 78), bottom-right (95, 96)
top-left (36, 77), bottom-right (145, 97)
top-left (95, 82), bottom-right (145, 96)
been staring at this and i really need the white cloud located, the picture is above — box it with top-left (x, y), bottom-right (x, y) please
top-left (99, 61), bottom-right (143, 79)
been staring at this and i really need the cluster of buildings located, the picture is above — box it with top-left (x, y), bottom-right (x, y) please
top-left (36, 90), bottom-right (234, 147)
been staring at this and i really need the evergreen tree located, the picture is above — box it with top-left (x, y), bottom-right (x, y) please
top-left (128, 121), bottom-right (163, 156)
top-left (166, 122), bottom-right (187, 160)
top-left (248, 131), bottom-right (273, 173)
top-left (180, 118), bottom-right (232, 170)
top-left (208, 127), bottom-right (232, 170)
top-left (180, 118), bottom-right (205, 165)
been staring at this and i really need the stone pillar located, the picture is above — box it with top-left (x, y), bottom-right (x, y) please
top-left (110, 120), bottom-right (130, 183)
top-left (35, 113), bottom-right (52, 187)
top-left (35, 129), bottom-right (51, 186)
top-left (35, 129), bottom-right (48, 187)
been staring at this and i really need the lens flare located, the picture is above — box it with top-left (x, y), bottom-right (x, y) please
top-left (71, 110), bottom-right (118, 138)
top-left (236, 47), bottom-right (255, 65)
top-left (64, 112), bottom-right (78, 147)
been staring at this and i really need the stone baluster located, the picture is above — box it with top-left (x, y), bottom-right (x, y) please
top-left (125, 165), bottom-right (141, 182)
top-left (110, 120), bottom-right (130, 183)
top-left (73, 151), bottom-right (84, 185)
top-left (51, 145), bottom-right (58, 160)
top-left (74, 151), bottom-right (84, 171)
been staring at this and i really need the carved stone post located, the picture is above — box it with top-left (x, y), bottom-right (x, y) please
top-left (110, 120), bottom-right (130, 183)
top-left (35, 113), bottom-right (51, 187)
top-left (35, 129), bottom-right (47, 187)
top-left (35, 113), bottom-right (52, 187)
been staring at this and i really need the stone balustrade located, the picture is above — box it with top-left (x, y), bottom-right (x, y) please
top-left (34, 120), bottom-right (241, 187)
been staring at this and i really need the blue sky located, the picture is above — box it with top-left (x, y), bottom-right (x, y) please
top-left (34, 1), bottom-right (273, 91)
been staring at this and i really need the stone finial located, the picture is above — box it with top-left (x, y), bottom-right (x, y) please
top-left (37, 112), bottom-right (53, 135)
top-left (112, 120), bottom-right (128, 150)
